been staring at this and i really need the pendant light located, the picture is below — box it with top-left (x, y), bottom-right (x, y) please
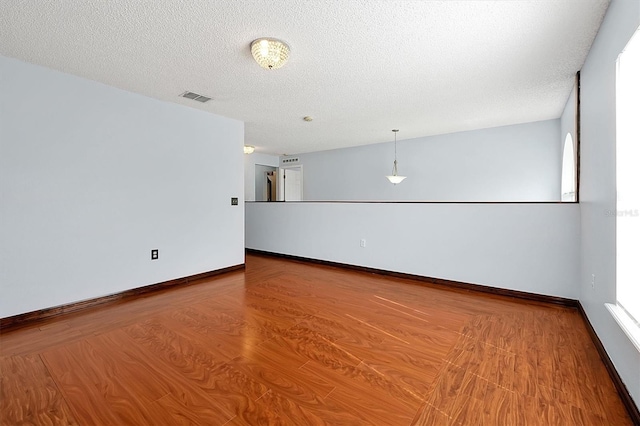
top-left (386, 129), bottom-right (406, 184)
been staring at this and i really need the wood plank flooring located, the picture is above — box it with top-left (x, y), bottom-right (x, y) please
top-left (0, 254), bottom-right (632, 425)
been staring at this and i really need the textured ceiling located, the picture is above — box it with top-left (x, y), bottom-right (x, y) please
top-left (0, 1), bottom-right (610, 155)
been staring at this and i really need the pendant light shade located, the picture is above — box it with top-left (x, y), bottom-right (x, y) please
top-left (386, 129), bottom-right (406, 184)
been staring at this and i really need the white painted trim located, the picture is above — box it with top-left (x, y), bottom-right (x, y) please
top-left (606, 303), bottom-right (640, 353)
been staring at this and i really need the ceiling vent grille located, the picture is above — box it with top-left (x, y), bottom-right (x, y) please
top-left (180, 91), bottom-right (211, 103)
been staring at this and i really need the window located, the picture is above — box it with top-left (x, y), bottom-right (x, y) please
top-left (607, 26), bottom-right (640, 352)
top-left (561, 133), bottom-right (576, 202)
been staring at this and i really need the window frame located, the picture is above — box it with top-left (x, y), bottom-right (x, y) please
top-left (608, 25), bottom-right (640, 353)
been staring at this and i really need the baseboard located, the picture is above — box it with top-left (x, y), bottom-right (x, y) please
top-left (576, 302), bottom-right (640, 424)
top-left (0, 264), bottom-right (245, 331)
top-left (246, 249), bottom-right (578, 307)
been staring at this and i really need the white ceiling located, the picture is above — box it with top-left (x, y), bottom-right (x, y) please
top-left (0, 1), bottom-right (609, 155)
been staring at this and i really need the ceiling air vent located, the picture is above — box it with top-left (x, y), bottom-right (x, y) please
top-left (180, 91), bottom-right (211, 103)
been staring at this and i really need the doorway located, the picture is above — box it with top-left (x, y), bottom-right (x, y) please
top-left (254, 164), bottom-right (278, 201)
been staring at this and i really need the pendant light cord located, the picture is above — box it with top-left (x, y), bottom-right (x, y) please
top-left (393, 129), bottom-right (399, 161)
top-left (393, 129), bottom-right (399, 172)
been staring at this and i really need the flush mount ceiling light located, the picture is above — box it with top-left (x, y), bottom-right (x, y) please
top-left (243, 145), bottom-right (255, 154)
top-left (250, 38), bottom-right (290, 70)
top-left (386, 129), bottom-right (406, 184)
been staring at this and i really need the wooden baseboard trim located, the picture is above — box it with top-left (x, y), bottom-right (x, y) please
top-left (576, 302), bottom-right (640, 424)
top-left (245, 249), bottom-right (577, 308)
top-left (0, 264), bottom-right (245, 331)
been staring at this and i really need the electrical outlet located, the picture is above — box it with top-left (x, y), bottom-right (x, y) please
top-left (360, 239), bottom-right (366, 248)
top-left (231, 197), bottom-right (239, 206)
top-left (151, 249), bottom-right (159, 260)
top-left (591, 273), bottom-right (595, 289)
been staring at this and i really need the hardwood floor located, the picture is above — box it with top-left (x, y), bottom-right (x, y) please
top-left (0, 254), bottom-right (632, 425)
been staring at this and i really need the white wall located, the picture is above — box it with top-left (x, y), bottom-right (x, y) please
top-left (243, 153), bottom-right (280, 201)
top-left (293, 120), bottom-right (561, 202)
top-left (0, 56), bottom-right (245, 318)
top-left (578, 0), bottom-right (640, 405)
top-left (246, 202), bottom-right (580, 299)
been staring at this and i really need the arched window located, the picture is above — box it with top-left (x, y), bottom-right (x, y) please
top-left (561, 133), bottom-right (576, 202)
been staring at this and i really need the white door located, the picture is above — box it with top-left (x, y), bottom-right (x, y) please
top-left (280, 166), bottom-right (302, 201)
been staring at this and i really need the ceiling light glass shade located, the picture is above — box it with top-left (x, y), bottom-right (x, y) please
top-left (387, 175), bottom-right (407, 184)
top-left (243, 145), bottom-right (255, 154)
top-left (251, 38), bottom-right (290, 69)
